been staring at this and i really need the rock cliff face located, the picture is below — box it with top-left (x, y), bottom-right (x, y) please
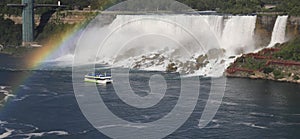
top-left (254, 15), bottom-right (277, 47)
top-left (254, 16), bottom-right (300, 48)
top-left (287, 16), bottom-right (300, 39)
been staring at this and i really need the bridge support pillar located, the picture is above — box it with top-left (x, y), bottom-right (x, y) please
top-left (22, 0), bottom-right (35, 46)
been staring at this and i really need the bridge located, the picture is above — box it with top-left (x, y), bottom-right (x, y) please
top-left (7, 0), bottom-right (65, 47)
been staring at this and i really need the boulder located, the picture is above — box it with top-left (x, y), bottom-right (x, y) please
top-left (0, 44), bottom-right (3, 51)
top-left (166, 63), bottom-right (177, 72)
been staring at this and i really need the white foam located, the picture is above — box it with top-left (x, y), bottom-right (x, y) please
top-left (97, 124), bottom-right (147, 129)
top-left (250, 124), bottom-right (267, 129)
top-left (3, 92), bottom-right (15, 102)
top-left (240, 122), bottom-right (268, 129)
top-left (12, 95), bottom-right (31, 102)
top-left (0, 128), bottom-right (14, 139)
top-left (23, 133), bottom-right (44, 139)
top-left (47, 131), bottom-right (69, 136)
top-left (250, 112), bottom-right (274, 117)
top-left (53, 54), bottom-right (74, 62)
top-left (0, 86), bottom-right (15, 103)
top-left (192, 59), bottom-right (225, 77)
top-left (0, 120), bottom-right (8, 125)
top-left (222, 101), bottom-right (239, 106)
top-left (22, 131), bottom-right (69, 139)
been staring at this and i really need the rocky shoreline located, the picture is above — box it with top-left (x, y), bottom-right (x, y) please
top-left (226, 72), bottom-right (300, 84)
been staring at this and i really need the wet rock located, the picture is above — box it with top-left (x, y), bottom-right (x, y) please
top-left (0, 44), bottom-right (3, 51)
top-left (229, 56), bottom-right (236, 59)
top-left (166, 63), bottom-right (177, 72)
top-left (196, 55), bottom-right (207, 64)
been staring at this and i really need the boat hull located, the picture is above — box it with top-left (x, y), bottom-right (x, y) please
top-left (84, 78), bottom-right (113, 84)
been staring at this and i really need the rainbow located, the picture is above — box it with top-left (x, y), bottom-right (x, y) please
top-left (26, 23), bottom-right (87, 69)
top-left (1, 19), bottom-right (90, 110)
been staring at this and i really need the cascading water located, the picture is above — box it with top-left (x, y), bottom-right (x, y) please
top-left (53, 14), bottom-right (290, 77)
top-left (201, 15), bottom-right (224, 38)
top-left (96, 14), bottom-right (222, 63)
top-left (268, 15), bottom-right (289, 47)
top-left (68, 14), bottom-right (260, 76)
top-left (101, 14), bottom-right (256, 60)
top-left (221, 16), bottom-right (257, 55)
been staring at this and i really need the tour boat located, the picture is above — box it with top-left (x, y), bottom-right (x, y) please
top-left (84, 73), bottom-right (113, 84)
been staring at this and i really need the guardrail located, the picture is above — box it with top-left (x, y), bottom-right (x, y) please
top-left (227, 47), bottom-right (300, 74)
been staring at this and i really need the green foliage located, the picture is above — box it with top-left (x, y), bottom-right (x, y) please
top-left (0, 16), bottom-right (22, 46)
top-left (273, 70), bottom-right (284, 79)
top-left (275, 37), bottom-right (300, 61)
top-left (275, 0), bottom-right (300, 16)
top-left (241, 57), bottom-right (265, 70)
top-left (176, 0), bottom-right (300, 15)
top-left (0, 0), bottom-right (22, 16)
top-left (263, 67), bottom-right (274, 74)
top-left (35, 22), bottom-right (78, 43)
top-left (176, 0), bottom-right (262, 14)
top-left (1, 0), bottom-right (300, 16)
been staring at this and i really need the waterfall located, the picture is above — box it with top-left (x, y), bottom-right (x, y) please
top-left (221, 16), bottom-right (257, 55)
top-left (268, 15), bottom-right (288, 47)
top-left (99, 14), bottom-right (224, 61)
top-left (43, 13), bottom-right (294, 76)
top-left (201, 15), bottom-right (224, 38)
top-left (67, 14), bottom-right (259, 76)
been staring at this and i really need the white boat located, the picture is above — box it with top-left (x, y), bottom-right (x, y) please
top-left (84, 73), bottom-right (113, 84)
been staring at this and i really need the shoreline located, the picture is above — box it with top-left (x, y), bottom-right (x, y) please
top-left (0, 46), bottom-right (38, 57)
top-left (226, 74), bottom-right (300, 84)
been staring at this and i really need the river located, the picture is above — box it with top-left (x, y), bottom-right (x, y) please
top-left (0, 55), bottom-right (299, 138)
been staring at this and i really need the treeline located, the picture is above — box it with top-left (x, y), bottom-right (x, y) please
top-left (0, 16), bottom-right (21, 46)
top-left (0, 0), bottom-right (123, 15)
top-left (275, 0), bottom-right (300, 16)
top-left (1, 0), bottom-right (300, 15)
top-left (177, 0), bottom-right (261, 14)
top-left (35, 22), bottom-right (79, 44)
top-left (0, 15), bottom-right (85, 46)
top-left (177, 0), bottom-right (300, 15)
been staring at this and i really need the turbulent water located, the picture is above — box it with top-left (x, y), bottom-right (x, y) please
top-left (0, 61), bottom-right (300, 138)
